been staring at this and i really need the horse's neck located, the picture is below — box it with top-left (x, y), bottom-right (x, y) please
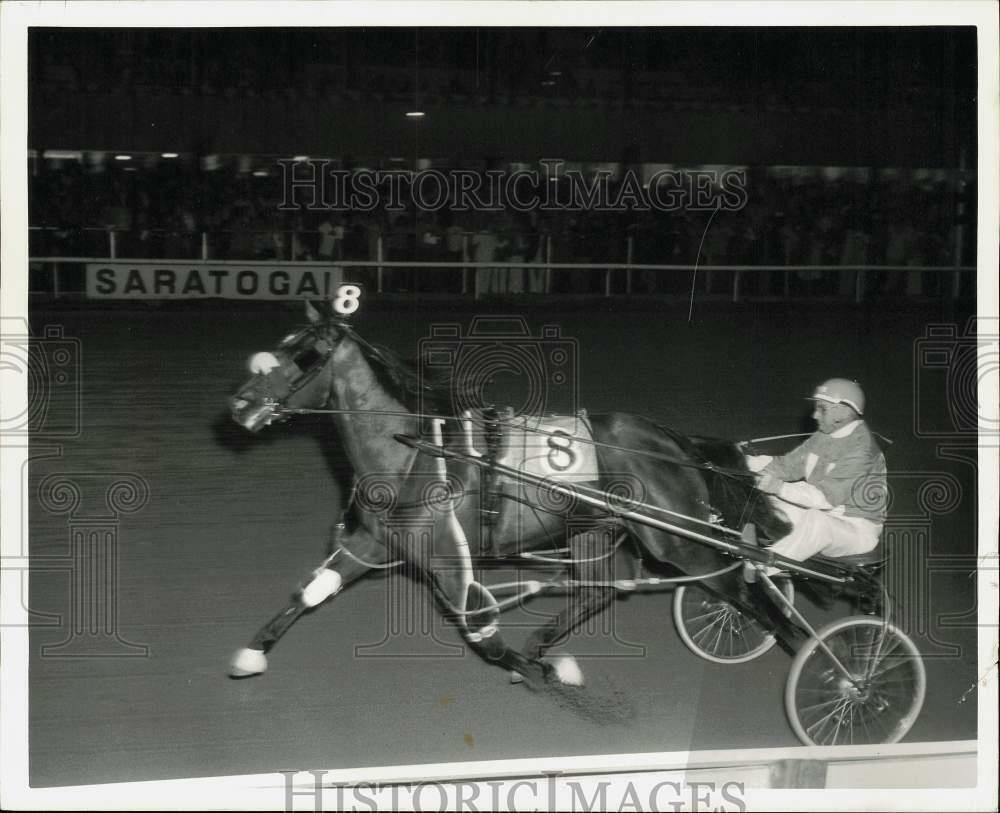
top-left (330, 337), bottom-right (419, 477)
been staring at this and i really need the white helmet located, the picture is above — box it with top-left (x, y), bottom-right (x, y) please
top-left (809, 378), bottom-right (865, 416)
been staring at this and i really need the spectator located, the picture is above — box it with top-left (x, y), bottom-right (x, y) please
top-left (838, 208), bottom-right (870, 297)
top-left (471, 223), bottom-right (503, 298)
top-left (317, 215), bottom-right (338, 261)
top-left (506, 225), bottom-right (528, 295)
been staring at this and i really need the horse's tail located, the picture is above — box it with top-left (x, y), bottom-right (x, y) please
top-left (663, 430), bottom-right (792, 544)
top-left (677, 433), bottom-right (847, 612)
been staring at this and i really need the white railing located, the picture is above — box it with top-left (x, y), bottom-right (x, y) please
top-left (27, 254), bottom-right (976, 304)
top-left (4, 739), bottom-right (980, 810)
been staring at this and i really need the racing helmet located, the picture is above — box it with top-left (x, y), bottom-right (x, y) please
top-left (809, 378), bottom-right (865, 416)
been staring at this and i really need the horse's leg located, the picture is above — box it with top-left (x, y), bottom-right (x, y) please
top-left (229, 525), bottom-right (387, 677)
top-left (426, 570), bottom-right (559, 690)
top-left (517, 532), bottom-right (630, 686)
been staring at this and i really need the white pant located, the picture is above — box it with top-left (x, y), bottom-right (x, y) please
top-left (768, 501), bottom-right (881, 562)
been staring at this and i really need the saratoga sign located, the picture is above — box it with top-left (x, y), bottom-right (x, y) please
top-left (86, 262), bottom-right (344, 299)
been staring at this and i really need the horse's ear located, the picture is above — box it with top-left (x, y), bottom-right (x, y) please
top-left (304, 299), bottom-right (324, 323)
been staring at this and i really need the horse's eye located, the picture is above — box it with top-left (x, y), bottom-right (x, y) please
top-left (294, 347), bottom-right (322, 371)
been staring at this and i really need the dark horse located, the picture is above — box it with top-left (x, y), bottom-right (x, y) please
top-left (227, 302), bottom-right (795, 689)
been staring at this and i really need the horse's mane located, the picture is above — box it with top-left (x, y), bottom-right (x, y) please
top-left (342, 325), bottom-right (477, 416)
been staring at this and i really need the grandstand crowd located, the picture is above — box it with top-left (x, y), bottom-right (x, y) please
top-left (29, 154), bottom-right (972, 296)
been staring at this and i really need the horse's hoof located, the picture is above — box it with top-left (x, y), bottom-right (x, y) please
top-left (551, 654), bottom-right (584, 687)
top-left (230, 647), bottom-right (267, 678)
top-left (510, 671), bottom-right (524, 684)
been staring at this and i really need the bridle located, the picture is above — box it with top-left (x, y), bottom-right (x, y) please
top-left (273, 322), bottom-right (340, 402)
top-left (231, 319), bottom-right (345, 430)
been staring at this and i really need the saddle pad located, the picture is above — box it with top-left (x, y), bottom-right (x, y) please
top-left (493, 414), bottom-right (600, 483)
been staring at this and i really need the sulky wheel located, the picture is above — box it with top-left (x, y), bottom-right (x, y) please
top-left (785, 616), bottom-right (926, 746)
top-left (673, 578), bottom-right (794, 664)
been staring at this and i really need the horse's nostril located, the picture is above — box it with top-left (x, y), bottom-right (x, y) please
top-left (232, 398), bottom-right (249, 411)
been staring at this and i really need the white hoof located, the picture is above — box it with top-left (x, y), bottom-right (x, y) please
top-left (551, 654), bottom-right (584, 687)
top-left (510, 671), bottom-right (524, 684)
top-left (301, 569), bottom-right (343, 608)
top-left (230, 647), bottom-right (267, 677)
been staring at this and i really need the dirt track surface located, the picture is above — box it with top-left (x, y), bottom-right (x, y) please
top-left (27, 300), bottom-right (979, 787)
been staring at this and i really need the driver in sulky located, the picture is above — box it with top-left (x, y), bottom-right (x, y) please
top-left (743, 378), bottom-right (888, 575)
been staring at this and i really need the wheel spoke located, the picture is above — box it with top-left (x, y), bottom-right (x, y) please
top-left (691, 610), bottom-right (728, 642)
top-left (871, 662), bottom-right (917, 680)
top-left (861, 624), bottom-right (890, 679)
top-left (679, 587), bottom-right (778, 661)
top-left (708, 611), bottom-right (726, 654)
top-left (790, 621), bottom-right (924, 747)
top-left (868, 648), bottom-right (911, 680)
top-left (799, 695), bottom-right (850, 714)
top-left (724, 613), bottom-right (738, 657)
top-left (863, 698), bottom-right (894, 739)
top-left (684, 607), bottom-right (728, 624)
top-left (806, 696), bottom-right (852, 744)
top-left (858, 701), bottom-right (875, 744)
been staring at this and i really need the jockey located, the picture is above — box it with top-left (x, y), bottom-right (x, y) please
top-left (744, 378), bottom-right (887, 572)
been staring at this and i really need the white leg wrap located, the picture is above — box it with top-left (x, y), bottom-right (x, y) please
top-left (301, 569), bottom-right (343, 608)
top-left (463, 623), bottom-right (498, 644)
top-left (551, 654), bottom-right (584, 686)
top-left (230, 647), bottom-right (268, 677)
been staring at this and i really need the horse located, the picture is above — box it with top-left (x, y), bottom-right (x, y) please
top-left (227, 300), bottom-right (797, 691)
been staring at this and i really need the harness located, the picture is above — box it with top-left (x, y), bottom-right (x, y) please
top-left (477, 406), bottom-right (507, 554)
top-left (237, 318), bottom-right (765, 541)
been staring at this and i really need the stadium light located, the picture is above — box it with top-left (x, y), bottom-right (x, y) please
top-left (114, 154), bottom-right (132, 161)
top-left (161, 152), bottom-right (179, 159)
top-left (405, 111), bottom-right (425, 118)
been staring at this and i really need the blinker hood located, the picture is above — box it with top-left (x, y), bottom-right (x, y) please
top-left (230, 334), bottom-right (335, 432)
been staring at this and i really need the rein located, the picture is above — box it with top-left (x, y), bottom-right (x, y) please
top-left (269, 318), bottom-right (756, 480)
top-left (279, 405), bottom-right (757, 481)
top-left (744, 430), bottom-right (895, 446)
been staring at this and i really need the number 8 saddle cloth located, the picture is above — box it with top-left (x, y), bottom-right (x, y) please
top-left (460, 409), bottom-right (599, 483)
top-left (459, 409), bottom-right (602, 553)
